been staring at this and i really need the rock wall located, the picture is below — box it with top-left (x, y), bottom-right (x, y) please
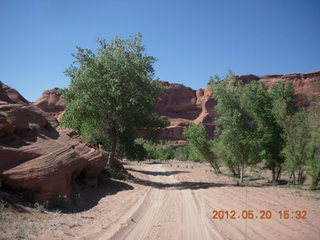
top-left (31, 70), bottom-right (320, 146)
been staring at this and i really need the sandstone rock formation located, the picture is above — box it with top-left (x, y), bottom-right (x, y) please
top-left (33, 88), bottom-right (64, 119)
top-left (0, 81), bottom-right (29, 105)
top-left (259, 71), bottom-right (320, 107)
top-left (0, 82), bottom-right (108, 202)
top-left (156, 84), bottom-right (217, 146)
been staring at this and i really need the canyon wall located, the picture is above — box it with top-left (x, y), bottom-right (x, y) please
top-left (33, 70), bottom-right (320, 146)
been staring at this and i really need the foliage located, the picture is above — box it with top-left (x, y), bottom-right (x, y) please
top-left (210, 70), bottom-right (258, 181)
top-left (240, 81), bottom-right (295, 183)
top-left (281, 103), bottom-right (320, 189)
top-left (34, 201), bottom-right (48, 213)
top-left (157, 140), bottom-right (174, 160)
top-left (210, 70), bottom-right (295, 183)
top-left (183, 124), bottom-right (220, 172)
top-left (174, 146), bottom-right (189, 161)
top-left (61, 33), bottom-right (166, 167)
top-left (213, 139), bottom-right (238, 176)
top-left (134, 138), bottom-right (174, 160)
top-left (134, 138), bottom-right (157, 159)
top-left (306, 105), bottom-right (320, 190)
top-left (50, 194), bottom-right (72, 210)
top-left (282, 112), bottom-right (309, 185)
top-left (105, 166), bottom-right (127, 180)
top-left (28, 123), bottom-right (40, 131)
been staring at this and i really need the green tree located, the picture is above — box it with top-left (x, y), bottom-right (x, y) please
top-left (306, 104), bottom-right (320, 190)
top-left (281, 112), bottom-right (309, 185)
top-left (210, 71), bottom-right (259, 182)
top-left (213, 139), bottom-right (238, 176)
top-left (281, 103), bottom-right (320, 189)
top-left (61, 34), bottom-right (166, 167)
top-left (183, 124), bottom-right (220, 173)
top-left (240, 81), bottom-right (295, 183)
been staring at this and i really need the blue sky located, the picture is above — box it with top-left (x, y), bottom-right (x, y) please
top-left (0, 0), bottom-right (319, 101)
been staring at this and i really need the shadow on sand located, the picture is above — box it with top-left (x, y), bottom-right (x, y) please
top-left (72, 173), bottom-right (134, 212)
top-left (129, 175), bottom-right (235, 190)
top-left (126, 168), bottom-right (189, 176)
top-left (128, 168), bottom-right (274, 190)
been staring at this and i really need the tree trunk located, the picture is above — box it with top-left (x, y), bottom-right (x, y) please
top-left (275, 166), bottom-right (282, 182)
top-left (271, 168), bottom-right (276, 184)
top-left (208, 160), bottom-right (221, 174)
top-left (309, 173), bottom-right (320, 191)
top-left (239, 164), bottom-right (244, 183)
top-left (288, 173), bottom-right (293, 185)
top-left (214, 161), bottom-right (221, 174)
top-left (229, 165), bottom-right (237, 177)
top-left (107, 137), bottom-right (117, 167)
top-left (292, 172), bottom-right (296, 186)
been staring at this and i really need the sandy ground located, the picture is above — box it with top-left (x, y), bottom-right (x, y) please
top-left (1, 161), bottom-right (320, 240)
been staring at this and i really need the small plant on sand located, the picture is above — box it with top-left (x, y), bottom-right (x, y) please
top-left (50, 195), bottom-right (71, 210)
top-left (34, 201), bottom-right (48, 213)
top-left (28, 123), bottom-right (40, 131)
top-left (105, 166), bottom-right (127, 180)
top-left (15, 226), bottom-right (28, 239)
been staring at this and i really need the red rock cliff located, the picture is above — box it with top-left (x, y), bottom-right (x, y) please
top-left (33, 70), bottom-right (320, 146)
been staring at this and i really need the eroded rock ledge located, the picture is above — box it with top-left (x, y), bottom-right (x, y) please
top-left (0, 82), bottom-right (108, 202)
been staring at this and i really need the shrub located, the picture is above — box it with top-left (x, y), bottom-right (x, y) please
top-left (50, 194), bottom-right (71, 210)
top-left (28, 123), bottom-right (40, 131)
top-left (156, 141), bottom-right (174, 160)
top-left (105, 166), bottom-right (126, 180)
top-left (174, 146), bottom-right (189, 161)
top-left (34, 201), bottom-right (48, 213)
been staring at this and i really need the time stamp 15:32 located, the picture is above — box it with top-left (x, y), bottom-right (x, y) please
top-left (212, 210), bottom-right (307, 220)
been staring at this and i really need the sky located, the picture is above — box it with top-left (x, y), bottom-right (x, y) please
top-left (0, 0), bottom-right (319, 102)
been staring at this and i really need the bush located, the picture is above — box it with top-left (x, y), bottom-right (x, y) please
top-left (183, 124), bottom-right (220, 172)
top-left (105, 166), bottom-right (126, 180)
top-left (156, 141), bottom-right (174, 160)
top-left (133, 138), bottom-right (174, 160)
top-left (174, 146), bottom-right (189, 161)
top-left (50, 194), bottom-right (72, 210)
top-left (28, 123), bottom-right (40, 131)
top-left (34, 201), bottom-right (48, 213)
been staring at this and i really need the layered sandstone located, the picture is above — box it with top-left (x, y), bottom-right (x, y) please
top-left (0, 82), bottom-right (108, 202)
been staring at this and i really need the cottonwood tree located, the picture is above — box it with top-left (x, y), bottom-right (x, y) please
top-left (282, 112), bottom-right (309, 185)
top-left (62, 34), bottom-right (166, 167)
top-left (183, 124), bottom-right (221, 173)
top-left (281, 103), bottom-right (320, 189)
top-left (210, 71), bottom-right (261, 183)
top-left (241, 81), bottom-right (295, 183)
top-left (211, 71), bottom-right (295, 183)
top-left (306, 104), bottom-right (320, 190)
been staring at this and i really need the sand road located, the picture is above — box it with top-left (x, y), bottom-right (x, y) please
top-left (82, 162), bottom-right (320, 240)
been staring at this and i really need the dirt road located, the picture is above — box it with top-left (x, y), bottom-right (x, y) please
top-left (2, 161), bottom-right (319, 240)
top-left (83, 162), bottom-right (320, 240)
